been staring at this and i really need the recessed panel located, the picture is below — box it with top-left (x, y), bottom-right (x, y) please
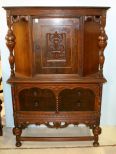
top-left (59, 88), bottom-right (95, 111)
top-left (32, 18), bottom-right (80, 74)
top-left (19, 88), bottom-right (56, 111)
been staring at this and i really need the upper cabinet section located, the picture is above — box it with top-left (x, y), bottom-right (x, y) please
top-left (4, 7), bottom-right (109, 80)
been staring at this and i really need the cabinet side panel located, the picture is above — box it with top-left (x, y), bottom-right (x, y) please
top-left (13, 20), bottom-right (32, 76)
top-left (83, 17), bottom-right (100, 76)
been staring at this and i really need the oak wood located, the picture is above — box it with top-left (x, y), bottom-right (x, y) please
top-left (20, 136), bottom-right (94, 141)
top-left (4, 6), bottom-right (109, 147)
top-left (13, 19), bottom-right (32, 76)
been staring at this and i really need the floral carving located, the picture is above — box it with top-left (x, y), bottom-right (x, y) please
top-left (47, 31), bottom-right (66, 60)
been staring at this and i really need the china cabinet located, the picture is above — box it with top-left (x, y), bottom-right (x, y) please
top-left (4, 7), bottom-right (109, 147)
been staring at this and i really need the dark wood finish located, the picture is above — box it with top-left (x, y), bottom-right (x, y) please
top-left (20, 136), bottom-right (94, 141)
top-left (33, 18), bottom-right (79, 74)
top-left (4, 7), bottom-right (109, 147)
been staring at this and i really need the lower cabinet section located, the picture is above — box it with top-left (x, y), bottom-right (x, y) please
top-left (18, 87), bottom-right (95, 112)
top-left (11, 83), bottom-right (102, 147)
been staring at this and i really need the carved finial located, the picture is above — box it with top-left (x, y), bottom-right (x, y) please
top-left (98, 15), bottom-right (108, 77)
top-left (5, 11), bottom-right (16, 77)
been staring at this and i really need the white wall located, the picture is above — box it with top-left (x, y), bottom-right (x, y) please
top-left (0, 0), bottom-right (116, 127)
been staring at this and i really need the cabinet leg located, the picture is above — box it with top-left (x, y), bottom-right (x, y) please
top-left (92, 126), bottom-right (101, 147)
top-left (13, 126), bottom-right (22, 147)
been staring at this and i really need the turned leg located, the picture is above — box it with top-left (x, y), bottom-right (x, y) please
top-left (13, 126), bottom-right (22, 147)
top-left (92, 125), bottom-right (101, 147)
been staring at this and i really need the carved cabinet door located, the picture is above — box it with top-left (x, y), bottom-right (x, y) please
top-left (32, 18), bottom-right (81, 74)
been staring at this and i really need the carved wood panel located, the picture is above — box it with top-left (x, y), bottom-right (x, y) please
top-left (32, 18), bottom-right (80, 74)
top-left (47, 31), bottom-right (66, 60)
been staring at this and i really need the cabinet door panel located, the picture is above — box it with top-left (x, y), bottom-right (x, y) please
top-left (32, 18), bottom-right (80, 74)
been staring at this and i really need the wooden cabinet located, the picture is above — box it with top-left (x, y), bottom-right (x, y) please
top-left (4, 7), bottom-right (109, 147)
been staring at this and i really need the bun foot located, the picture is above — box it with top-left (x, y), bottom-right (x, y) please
top-left (93, 141), bottom-right (99, 147)
top-left (16, 141), bottom-right (22, 147)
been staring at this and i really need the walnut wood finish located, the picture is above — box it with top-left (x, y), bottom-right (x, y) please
top-left (4, 7), bottom-right (109, 147)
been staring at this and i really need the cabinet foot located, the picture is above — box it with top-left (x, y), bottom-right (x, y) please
top-left (13, 126), bottom-right (22, 147)
top-left (92, 126), bottom-right (101, 147)
top-left (16, 141), bottom-right (22, 147)
top-left (93, 141), bottom-right (99, 147)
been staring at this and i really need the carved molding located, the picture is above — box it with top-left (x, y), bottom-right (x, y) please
top-left (17, 121), bottom-right (98, 129)
top-left (84, 16), bottom-right (100, 23)
top-left (16, 84), bottom-right (99, 94)
top-left (12, 15), bottom-right (29, 23)
top-left (45, 122), bottom-right (69, 128)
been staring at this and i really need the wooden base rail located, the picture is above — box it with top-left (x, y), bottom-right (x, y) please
top-left (20, 136), bottom-right (94, 142)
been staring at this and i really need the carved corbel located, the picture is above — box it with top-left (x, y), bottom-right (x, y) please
top-left (5, 11), bottom-right (16, 77)
top-left (98, 14), bottom-right (108, 77)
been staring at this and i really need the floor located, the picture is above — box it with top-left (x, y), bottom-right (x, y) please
top-left (0, 126), bottom-right (116, 154)
top-left (0, 146), bottom-right (116, 154)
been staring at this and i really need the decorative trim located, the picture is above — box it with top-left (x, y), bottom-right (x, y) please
top-left (47, 31), bottom-right (66, 61)
top-left (84, 16), bottom-right (100, 23)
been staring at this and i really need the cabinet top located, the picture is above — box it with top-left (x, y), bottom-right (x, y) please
top-left (3, 6), bottom-right (110, 16)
